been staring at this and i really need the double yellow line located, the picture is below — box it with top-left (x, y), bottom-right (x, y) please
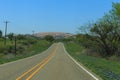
top-left (16, 46), bottom-right (58, 80)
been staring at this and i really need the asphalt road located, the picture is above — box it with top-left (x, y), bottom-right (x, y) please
top-left (0, 43), bottom-right (101, 80)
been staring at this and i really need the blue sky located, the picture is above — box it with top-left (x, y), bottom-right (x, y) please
top-left (0, 0), bottom-right (119, 34)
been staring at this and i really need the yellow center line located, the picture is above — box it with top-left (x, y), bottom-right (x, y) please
top-left (16, 57), bottom-right (48, 80)
top-left (26, 46), bottom-right (58, 80)
top-left (16, 45), bottom-right (58, 80)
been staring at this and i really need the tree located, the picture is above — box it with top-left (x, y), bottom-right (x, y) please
top-left (7, 33), bottom-right (14, 41)
top-left (111, 2), bottom-right (120, 39)
top-left (90, 13), bottom-right (120, 57)
top-left (17, 34), bottom-right (26, 40)
top-left (78, 3), bottom-right (120, 57)
top-left (111, 2), bottom-right (120, 56)
top-left (44, 35), bottom-right (54, 42)
top-left (112, 2), bottom-right (120, 18)
top-left (0, 30), bottom-right (2, 38)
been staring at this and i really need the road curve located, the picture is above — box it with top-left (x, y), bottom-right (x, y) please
top-left (0, 43), bottom-right (101, 80)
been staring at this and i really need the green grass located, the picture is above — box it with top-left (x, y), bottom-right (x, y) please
top-left (0, 40), bottom-right (51, 64)
top-left (64, 42), bottom-right (120, 80)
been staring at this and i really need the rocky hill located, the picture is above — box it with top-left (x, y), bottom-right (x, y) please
top-left (34, 32), bottom-right (73, 39)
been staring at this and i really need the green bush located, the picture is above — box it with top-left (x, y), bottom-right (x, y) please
top-left (21, 41), bottom-right (30, 46)
top-left (0, 45), bottom-right (9, 54)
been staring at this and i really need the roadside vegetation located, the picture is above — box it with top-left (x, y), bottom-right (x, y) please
top-left (0, 33), bottom-right (51, 64)
top-left (64, 42), bottom-right (120, 80)
top-left (64, 2), bottom-right (120, 80)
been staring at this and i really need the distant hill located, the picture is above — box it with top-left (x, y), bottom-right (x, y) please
top-left (34, 32), bottom-right (74, 39)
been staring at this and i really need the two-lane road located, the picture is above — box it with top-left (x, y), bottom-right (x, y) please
top-left (0, 43), bottom-right (101, 80)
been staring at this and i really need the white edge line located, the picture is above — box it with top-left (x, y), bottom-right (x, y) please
top-left (62, 43), bottom-right (99, 80)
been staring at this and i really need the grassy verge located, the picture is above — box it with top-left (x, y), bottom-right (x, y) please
top-left (64, 42), bottom-right (120, 80)
top-left (0, 40), bottom-right (51, 64)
